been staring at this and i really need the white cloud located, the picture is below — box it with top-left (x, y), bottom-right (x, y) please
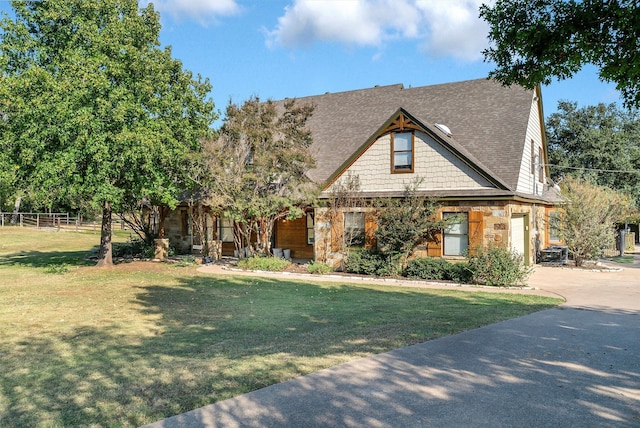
top-left (415, 0), bottom-right (490, 61)
top-left (149, 0), bottom-right (241, 23)
top-left (267, 0), bottom-right (491, 62)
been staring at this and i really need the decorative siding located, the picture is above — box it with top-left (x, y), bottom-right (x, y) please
top-left (516, 93), bottom-right (545, 195)
top-left (330, 131), bottom-right (495, 193)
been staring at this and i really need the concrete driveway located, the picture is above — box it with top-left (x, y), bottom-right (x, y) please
top-left (144, 253), bottom-right (640, 428)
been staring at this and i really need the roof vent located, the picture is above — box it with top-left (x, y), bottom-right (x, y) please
top-left (435, 123), bottom-right (452, 136)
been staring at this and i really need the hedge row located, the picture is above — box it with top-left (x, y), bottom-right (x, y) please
top-left (345, 246), bottom-right (531, 287)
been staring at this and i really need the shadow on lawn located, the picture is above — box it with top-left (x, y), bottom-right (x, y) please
top-left (0, 274), bottom-right (566, 427)
top-left (0, 248), bottom-right (99, 268)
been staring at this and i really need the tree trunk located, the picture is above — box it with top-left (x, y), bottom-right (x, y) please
top-left (157, 205), bottom-right (170, 239)
top-left (96, 201), bottom-right (113, 267)
top-left (10, 196), bottom-right (21, 224)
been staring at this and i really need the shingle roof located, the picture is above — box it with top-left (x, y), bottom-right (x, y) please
top-left (276, 78), bottom-right (536, 190)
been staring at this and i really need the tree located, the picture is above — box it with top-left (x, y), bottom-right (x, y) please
top-left (480, 0), bottom-right (640, 108)
top-left (374, 180), bottom-right (455, 273)
top-left (546, 101), bottom-right (640, 207)
top-left (0, 0), bottom-right (216, 266)
top-left (319, 172), bottom-right (366, 266)
top-left (199, 96), bottom-right (316, 256)
top-left (554, 177), bottom-right (634, 266)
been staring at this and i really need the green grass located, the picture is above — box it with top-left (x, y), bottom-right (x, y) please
top-left (0, 228), bottom-right (562, 427)
top-left (604, 254), bottom-right (635, 264)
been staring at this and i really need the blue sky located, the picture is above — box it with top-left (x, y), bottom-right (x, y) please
top-left (1, 0), bottom-right (624, 122)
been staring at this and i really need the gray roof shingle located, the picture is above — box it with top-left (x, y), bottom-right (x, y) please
top-left (276, 78), bottom-right (536, 190)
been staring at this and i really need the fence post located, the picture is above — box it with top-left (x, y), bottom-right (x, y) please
top-left (20, 213), bottom-right (23, 227)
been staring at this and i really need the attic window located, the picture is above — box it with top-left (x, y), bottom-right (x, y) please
top-left (391, 132), bottom-right (414, 173)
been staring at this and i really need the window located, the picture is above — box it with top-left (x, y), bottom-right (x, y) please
top-left (219, 216), bottom-right (234, 243)
top-left (392, 132), bottom-right (414, 172)
top-left (344, 211), bottom-right (365, 247)
top-left (306, 212), bottom-right (315, 245)
top-left (443, 212), bottom-right (468, 256)
top-left (548, 211), bottom-right (561, 242)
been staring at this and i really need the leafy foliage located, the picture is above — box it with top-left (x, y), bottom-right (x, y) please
top-left (374, 180), bottom-right (455, 271)
top-left (0, 0), bottom-right (216, 265)
top-left (480, 0), bottom-right (640, 108)
top-left (198, 96), bottom-right (316, 256)
top-left (554, 177), bottom-right (634, 266)
top-left (306, 260), bottom-right (333, 275)
top-left (237, 256), bottom-right (292, 272)
top-left (546, 101), bottom-right (640, 208)
top-left (113, 237), bottom-right (155, 259)
top-left (468, 246), bottom-right (531, 287)
top-left (344, 249), bottom-right (393, 277)
top-left (404, 257), bottom-right (472, 283)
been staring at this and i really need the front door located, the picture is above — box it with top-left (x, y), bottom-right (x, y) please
top-left (510, 215), bottom-right (527, 264)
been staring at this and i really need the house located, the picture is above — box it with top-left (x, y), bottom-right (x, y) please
top-left (165, 78), bottom-right (561, 265)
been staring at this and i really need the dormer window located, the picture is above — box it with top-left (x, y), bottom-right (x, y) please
top-left (391, 132), bottom-right (414, 173)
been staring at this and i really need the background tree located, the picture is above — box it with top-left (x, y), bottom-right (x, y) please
top-left (0, 0), bottom-right (216, 266)
top-left (199, 96), bottom-right (316, 257)
top-left (480, 0), bottom-right (640, 108)
top-left (554, 177), bottom-right (634, 266)
top-left (546, 101), bottom-right (640, 207)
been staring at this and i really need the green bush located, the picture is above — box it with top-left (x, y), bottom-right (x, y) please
top-left (404, 257), bottom-right (450, 280)
top-left (468, 246), bottom-right (531, 287)
top-left (307, 261), bottom-right (333, 275)
top-left (113, 237), bottom-right (154, 259)
top-left (344, 249), bottom-right (393, 276)
top-left (237, 256), bottom-right (291, 272)
top-left (447, 262), bottom-right (473, 283)
top-left (403, 257), bottom-right (473, 283)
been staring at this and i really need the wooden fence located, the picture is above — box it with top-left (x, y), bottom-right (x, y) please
top-left (0, 212), bottom-right (125, 233)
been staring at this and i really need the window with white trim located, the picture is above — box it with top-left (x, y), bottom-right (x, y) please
top-left (392, 132), bottom-right (414, 172)
top-left (443, 213), bottom-right (468, 256)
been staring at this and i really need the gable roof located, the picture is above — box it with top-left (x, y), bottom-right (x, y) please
top-left (275, 78), bottom-right (536, 191)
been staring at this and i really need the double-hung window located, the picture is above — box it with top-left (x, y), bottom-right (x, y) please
top-left (548, 211), bottom-right (561, 243)
top-left (392, 132), bottom-right (414, 173)
top-left (344, 211), bottom-right (365, 248)
top-left (443, 213), bottom-right (468, 256)
top-left (219, 216), bottom-right (234, 243)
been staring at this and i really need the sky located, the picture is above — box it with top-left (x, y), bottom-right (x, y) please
top-left (0, 0), bottom-right (625, 123)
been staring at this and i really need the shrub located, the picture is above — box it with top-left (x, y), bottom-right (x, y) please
top-left (237, 256), bottom-right (291, 272)
top-left (404, 257), bottom-right (450, 280)
top-left (175, 255), bottom-right (197, 267)
top-left (307, 261), bottom-right (333, 275)
top-left (113, 237), bottom-right (154, 259)
top-left (403, 257), bottom-right (473, 283)
top-left (447, 262), bottom-right (473, 283)
top-left (344, 249), bottom-right (392, 276)
top-left (468, 246), bottom-right (531, 287)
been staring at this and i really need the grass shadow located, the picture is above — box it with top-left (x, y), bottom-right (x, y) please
top-left (0, 248), bottom-right (99, 268)
top-left (0, 271), bottom-right (561, 427)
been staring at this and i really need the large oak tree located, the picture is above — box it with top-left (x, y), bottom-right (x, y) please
top-left (0, 0), bottom-right (216, 266)
top-left (480, 0), bottom-right (640, 108)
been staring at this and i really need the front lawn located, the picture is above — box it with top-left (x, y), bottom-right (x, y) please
top-left (0, 228), bottom-right (561, 427)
